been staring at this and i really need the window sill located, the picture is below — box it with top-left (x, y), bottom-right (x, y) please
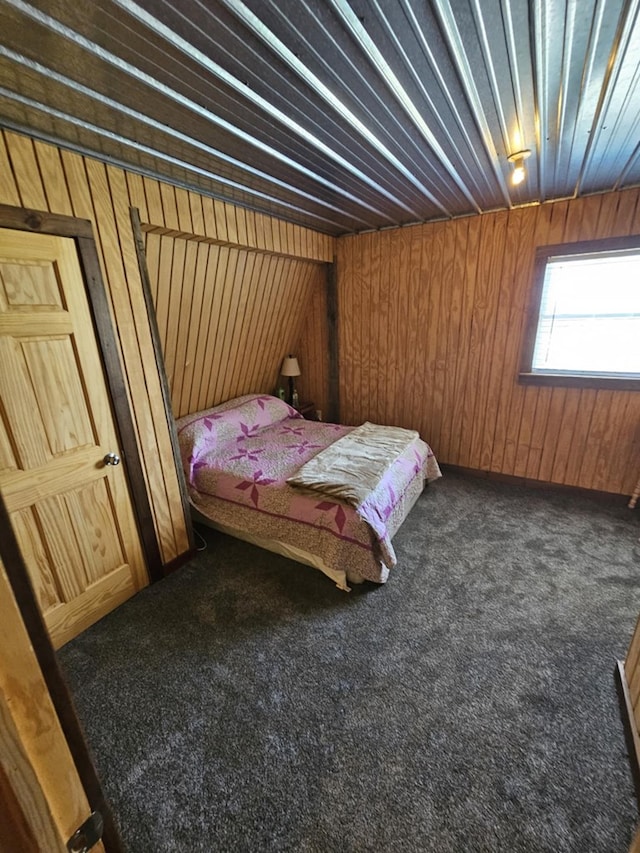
top-left (518, 372), bottom-right (640, 391)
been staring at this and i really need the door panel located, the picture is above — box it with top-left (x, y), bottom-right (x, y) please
top-left (10, 507), bottom-right (62, 611)
top-left (0, 227), bottom-right (148, 648)
top-left (22, 336), bottom-right (96, 453)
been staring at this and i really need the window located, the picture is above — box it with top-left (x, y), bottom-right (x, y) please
top-left (520, 236), bottom-right (640, 388)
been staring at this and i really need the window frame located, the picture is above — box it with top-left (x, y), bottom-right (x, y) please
top-left (519, 234), bottom-right (640, 391)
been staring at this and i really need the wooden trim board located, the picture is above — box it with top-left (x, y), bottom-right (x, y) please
top-left (130, 206), bottom-right (195, 555)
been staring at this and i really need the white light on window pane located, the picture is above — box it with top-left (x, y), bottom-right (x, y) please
top-left (532, 251), bottom-right (640, 377)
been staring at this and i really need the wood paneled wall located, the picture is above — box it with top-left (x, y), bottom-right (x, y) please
top-left (297, 273), bottom-right (331, 421)
top-left (0, 129), bottom-right (334, 567)
top-left (337, 189), bottom-right (640, 496)
top-left (143, 231), bottom-right (329, 418)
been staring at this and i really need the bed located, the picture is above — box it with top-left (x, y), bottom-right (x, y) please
top-left (176, 394), bottom-right (441, 590)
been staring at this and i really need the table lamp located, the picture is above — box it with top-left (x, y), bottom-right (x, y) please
top-left (281, 355), bottom-right (300, 406)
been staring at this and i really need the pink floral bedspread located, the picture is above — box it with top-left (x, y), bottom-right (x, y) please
top-left (176, 394), bottom-right (441, 586)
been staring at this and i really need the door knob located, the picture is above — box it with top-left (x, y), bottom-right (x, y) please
top-left (103, 452), bottom-right (121, 466)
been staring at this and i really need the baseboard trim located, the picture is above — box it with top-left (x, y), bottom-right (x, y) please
top-left (440, 464), bottom-right (630, 505)
top-left (615, 660), bottom-right (640, 812)
top-left (162, 549), bottom-right (196, 578)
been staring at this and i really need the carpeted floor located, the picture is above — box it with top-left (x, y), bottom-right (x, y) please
top-left (58, 471), bottom-right (640, 852)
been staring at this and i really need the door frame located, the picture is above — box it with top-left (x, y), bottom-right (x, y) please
top-left (0, 202), bottom-right (163, 580)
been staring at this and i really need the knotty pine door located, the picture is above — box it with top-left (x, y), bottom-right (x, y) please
top-left (0, 228), bottom-right (148, 648)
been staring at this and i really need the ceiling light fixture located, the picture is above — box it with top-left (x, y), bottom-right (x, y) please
top-left (507, 149), bottom-right (532, 186)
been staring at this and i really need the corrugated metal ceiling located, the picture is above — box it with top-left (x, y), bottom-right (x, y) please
top-left (1, 0), bottom-right (639, 235)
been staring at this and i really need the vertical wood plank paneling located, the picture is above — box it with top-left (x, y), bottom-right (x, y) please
top-left (214, 199), bottom-right (228, 242)
top-left (472, 211), bottom-right (508, 470)
top-left (483, 209), bottom-right (523, 471)
top-left (159, 183), bottom-right (180, 235)
top-left (394, 228), bottom-right (413, 428)
top-left (125, 172), bottom-right (148, 221)
top-left (235, 206), bottom-right (248, 247)
top-left (177, 242), bottom-right (209, 416)
top-left (144, 232), bottom-right (161, 306)
top-left (340, 235), bottom-right (355, 422)
top-left (411, 223), bottom-right (434, 438)
top-left (174, 188), bottom-right (193, 234)
top-left (201, 196), bottom-right (218, 240)
top-left (343, 238), bottom-right (357, 422)
top-left (358, 232), bottom-right (372, 422)
top-left (210, 248), bottom-right (241, 404)
top-left (254, 212), bottom-right (268, 251)
top-left (143, 178), bottom-right (164, 231)
top-left (439, 218), bottom-right (468, 460)
top-left (579, 391), bottom-right (613, 489)
top-left (238, 253), bottom-right (268, 392)
top-left (245, 208), bottom-right (257, 250)
top-left (248, 255), bottom-right (280, 391)
top-left (188, 191), bottom-right (205, 239)
top-left (616, 188), bottom-right (640, 231)
top-left (0, 133), bottom-right (21, 206)
top-left (461, 213), bottom-right (494, 468)
top-left (221, 250), bottom-right (253, 402)
top-left (225, 202), bottom-right (239, 246)
top-left (153, 236), bottom-right (175, 366)
top-left (164, 237), bottom-right (186, 392)
top-left (33, 142), bottom-right (73, 217)
top-left (259, 257), bottom-right (286, 392)
top-left (170, 239), bottom-right (197, 401)
top-left (239, 252), bottom-right (283, 394)
top-left (602, 395), bottom-right (634, 494)
top-left (4, 134), bottom-right (48, 211)
top-left (383, 230), bottom-right (399, 425)
top-left (370, 232), bottom-right (384, 423)
top-left (200, 245), bottom-right (233, 406)
top-left (430, 222), bottom-right (450, 452)
top-left (378, 230), bottom-right (393, 426)
top-left (620, 398), bottom-right (640, 496)
top-left (449, 214), bottom-right (482, 466)
top-left (138, 191), bottom-right (335, 416)
top-left (337, 186), bottom-right (640, 495)
top-left (191, 245), bottom-right (225, 412)
top-left (297, 265), bottom-right (330, 419)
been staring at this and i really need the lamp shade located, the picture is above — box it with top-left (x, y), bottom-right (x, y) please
top-left (281, 355), bottom-right (300, 377)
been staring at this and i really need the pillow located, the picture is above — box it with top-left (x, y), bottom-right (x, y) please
top-left (176, 394), bottom-right (300, 465)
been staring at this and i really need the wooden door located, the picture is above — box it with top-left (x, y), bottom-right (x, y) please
top-left (0, 553), bottom-right (108, 853)
top-left (0, 227), bottom-right (148, 648)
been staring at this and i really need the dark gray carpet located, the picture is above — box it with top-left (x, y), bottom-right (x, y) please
top-left (58, 471), bottom-right (640, 852)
